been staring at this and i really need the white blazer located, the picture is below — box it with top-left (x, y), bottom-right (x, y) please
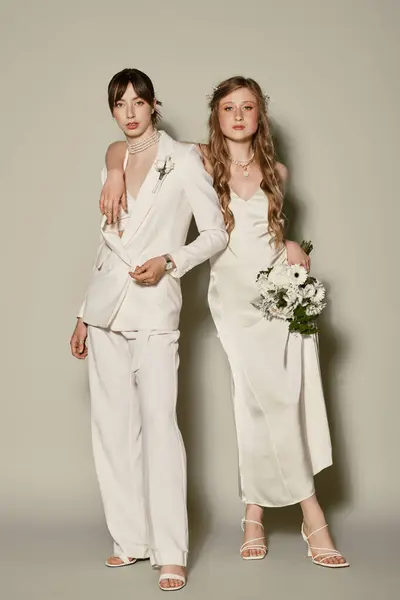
top-left (78, 132), bottom-right (228, 330)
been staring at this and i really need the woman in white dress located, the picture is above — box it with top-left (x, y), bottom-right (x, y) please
top-left (101, 76), bottom-right (348, 568)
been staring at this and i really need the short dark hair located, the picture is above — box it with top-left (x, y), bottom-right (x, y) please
top-left (107, 68), bottom-right (162, 124)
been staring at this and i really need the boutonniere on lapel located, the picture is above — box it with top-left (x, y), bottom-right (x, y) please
top-left (153, 155), bottom-right (175, 193)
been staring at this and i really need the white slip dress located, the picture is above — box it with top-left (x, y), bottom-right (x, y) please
top-left (208, 188), bottom-right (332, 507)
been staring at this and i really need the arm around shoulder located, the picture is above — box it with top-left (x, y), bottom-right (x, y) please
top-left (169, 146), bottom-right (228, 278)
top-left (105, 141), bottom-right (126, 172)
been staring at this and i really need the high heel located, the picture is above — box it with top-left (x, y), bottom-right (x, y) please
top-left (240, 518), bottom-right (267, 560)
top-left (301, 523), bottom-right (349, 568)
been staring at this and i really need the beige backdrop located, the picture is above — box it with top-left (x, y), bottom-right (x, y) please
top-left (1, 0), bottom-right (399, 593)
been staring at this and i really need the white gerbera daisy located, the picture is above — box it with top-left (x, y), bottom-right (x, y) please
top-left (313, 282), bottom-right (326, 303)
top-left (306, 304), bottom-right (323, 316)
top-left (287, 264), bottom-right (308, 286)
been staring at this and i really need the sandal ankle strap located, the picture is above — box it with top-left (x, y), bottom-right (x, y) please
top-left (302, 522), bottom-right (328, 541)
top-left (241, 518), bottom-right (264, 532)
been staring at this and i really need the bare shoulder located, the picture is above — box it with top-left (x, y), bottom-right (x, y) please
top-left (106, 140), bottom-right (126, 157)
top-left (275, 161), bottom-right (288, 184)
top-left (107, 140), bottom-right (125, 151)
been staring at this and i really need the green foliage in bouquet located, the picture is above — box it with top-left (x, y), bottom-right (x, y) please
top-left (253, 240), bottom-right (326, 336)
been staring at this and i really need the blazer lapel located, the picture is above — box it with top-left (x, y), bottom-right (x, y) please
top-left (100, 217), bottom-right (131, 266)
top-left (122, 131), bottom-right (175, 246)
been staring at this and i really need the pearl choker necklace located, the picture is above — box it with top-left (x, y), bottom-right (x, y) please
top-left (126, 130), bottom-right (161, 154)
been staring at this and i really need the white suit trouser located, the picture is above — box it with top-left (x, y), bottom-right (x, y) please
top-left (87, 326), bottom-right (188, 567)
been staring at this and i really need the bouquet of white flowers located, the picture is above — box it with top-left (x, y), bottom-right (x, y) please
top-left (252, 241), bottom-right (326, 335)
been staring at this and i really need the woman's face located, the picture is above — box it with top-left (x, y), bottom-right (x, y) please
top-left (218, 87), bottom-right (259, 142)
top-left (112, 82), bottom-right (154, 138)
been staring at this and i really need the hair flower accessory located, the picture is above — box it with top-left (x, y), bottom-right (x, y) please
top-left (153, 155), bottom-right (175, 193)
top-left (206, 85), bottom-right (271, 106)
top-left (205, 85), bottom-right (219, 100)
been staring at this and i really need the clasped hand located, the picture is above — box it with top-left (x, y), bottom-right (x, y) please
top-left (129, 256), bottom-right (168, 285)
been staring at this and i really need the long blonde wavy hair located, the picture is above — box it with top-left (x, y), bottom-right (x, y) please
top-left (206, 76), bottom-right (284, 248)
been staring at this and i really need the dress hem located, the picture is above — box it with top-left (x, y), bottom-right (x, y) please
top-left (240, 460), bottom-right (332, 508)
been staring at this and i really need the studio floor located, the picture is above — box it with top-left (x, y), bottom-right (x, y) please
top-left (2, 520), bottom-right (397, 600)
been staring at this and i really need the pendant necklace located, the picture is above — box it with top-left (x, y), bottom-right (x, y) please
top-left (230, 153), bottom-right (255, 177)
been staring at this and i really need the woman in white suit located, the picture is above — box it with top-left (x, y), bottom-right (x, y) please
top-left (101, 76), bottom-right (349, 568)
top-left (70, 68), bottom-right (228, 592)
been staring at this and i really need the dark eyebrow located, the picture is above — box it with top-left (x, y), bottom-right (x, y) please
top-left (116, 95), bottom-right (141, 103)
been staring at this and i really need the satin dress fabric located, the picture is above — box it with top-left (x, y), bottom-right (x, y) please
top-left (208, 189), bottom-right (333, 507)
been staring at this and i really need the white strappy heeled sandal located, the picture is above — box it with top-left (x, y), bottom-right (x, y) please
top-left (301, 523), bottom-right (349, 568)
top-left (105, 556), bottom-right (138, 568)
top-left (240, 518), bottom-right (268, 560)
top-left (158, 573), bottom-right (186, 592)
